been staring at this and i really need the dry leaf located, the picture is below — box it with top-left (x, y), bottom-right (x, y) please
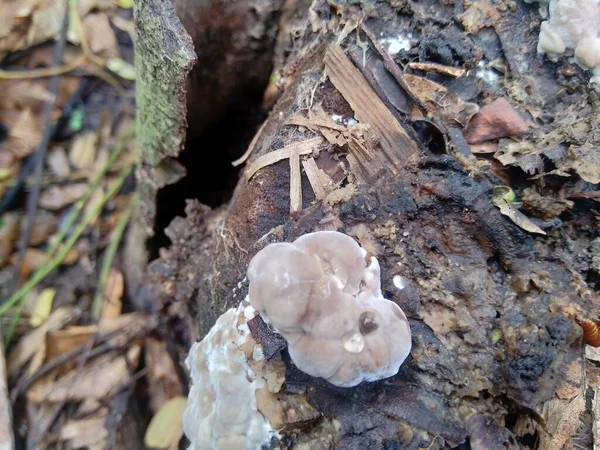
top-left (46, 146), bottom-right (71, 177)
top-left (0, 213), bottom-right (20, 267)
top-left (29, 287), bottom-right (55, 327)
top-left (46, 325), bottom-right (95, 373)
top-left (69, 131), bottom-right (98, 170)
top-left (100, 268), bottom-right (123, 321)
top-left (496, 202), bottom-right (546, 235)
top-left (27, 344), bottom-right (141, 403)
top-left (0, 0), bottom-right (67, 57)
top-left (39, 183), bottom-right (87, 210)
top-left (7, 306), bottom-right (77, 377)
top-left (0, 81), bottom-right (53, 112)
top-left (555, 359), bottom-right (583, 400)
top-left (465, 98), bottom-right (530, 144)
top-left (539, 395), bottom-right (585, 450)
top-left (567, 144), bottom-right (600, 184)
top-left (404, 73), bottom-right (479, 127)
top-left (10, 248), bottom-right (47, 278)
top-left (0, 344), bottom-right (15, 450)
top-left (144, 396), bottom-right (187, 449)
top-left (145, 338), bottom-right (184, 413)
top-left (61, 416), bottom-right (108, 450)
top-left (83, 13), bottom-right (120, 59)
top-left (6, 109), bottom-right (41, 158)
top-left (458, 0), bottom-right (501, 34)
top-left (22, 210), bottom-right (58, 247)
top-left (521, 187), bottom-right (573, 220)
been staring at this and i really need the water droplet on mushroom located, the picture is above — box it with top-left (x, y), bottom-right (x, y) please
top-left (393, 275), bottom-right (406, 290)
top-left (343, 333), bottom-right (365, 353)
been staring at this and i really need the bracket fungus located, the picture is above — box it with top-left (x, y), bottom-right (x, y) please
top-left (536, 0), bottom-right (600, 83)
top-left (182, 302), bottom-right (279, 450)
top-left (247, 231), bottom-right (412, 387)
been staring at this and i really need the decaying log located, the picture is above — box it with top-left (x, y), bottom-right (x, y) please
top-left (138, 0), bottom-right (600, 448)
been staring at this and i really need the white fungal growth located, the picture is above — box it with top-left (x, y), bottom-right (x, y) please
top-left (182, 303), bottom-right (277, 450)
top-left (379, 34), bottom-right (412, 55)
top-left (536, 0), bottom-right (600, 83)
top-left (247, 231), bottom-right (412, 387)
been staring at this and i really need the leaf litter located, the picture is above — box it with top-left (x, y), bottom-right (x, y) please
top-left (0, 0), bottom-right (181, 447)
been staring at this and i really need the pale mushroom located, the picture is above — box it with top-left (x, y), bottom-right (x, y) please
top-left (247, 231), bottom-right (412, 387)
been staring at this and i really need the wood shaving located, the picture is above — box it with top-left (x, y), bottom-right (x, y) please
top-left (301, 157), bottom-right (333, 200)
top-left (245, 137), bottom-right (323, 181)
top-left (232, 120), bottom-right (267, 167)
top-left (406, 62), bottom-right (465, 78)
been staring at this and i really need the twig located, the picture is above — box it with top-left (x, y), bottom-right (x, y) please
top-left (10, 0), bottom-right (70, 296)
top-left (92, 194), bottom-right (138, 319)
top-left (9, 328), bottom-right (122, 403)
top-left (0, 57), bottom-right (84, 80)
top-left (1, 163), bottom-right (134, 346)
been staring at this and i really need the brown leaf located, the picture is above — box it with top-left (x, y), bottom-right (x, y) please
top-left (145, 338), bottom-right (183, 413)
top-left (555, 359), bottom-right (583, 400)
top-left (46, 146), bottom-right (71, 177)
top-left (69, 131), bottom-right (98, 170)
top-left (99, 268), bottom-right (123, 321)
top-left (27, 344), bottom-right (141, 403)
top-left (46, 325), bottom-right (95, 373)
top-left (467, 414), bottom-right (518, 450)
top-left (0, 81), bottom-right (53, 112)
top-left (458, 1), bottom-right (501, 34)
top-left (5, 109), bottom-right (42, 158)
top-left (0, 213), bottom-right (20, 268)
top-left (0, 344), bottom-right (15, 450)
top-left (83, 13), bottom-right (120, 59)
top-left (10, 248), bottom-right (47, 279)
top-left (7, 306), bottom-right (77, 377)
top-left (567, 144), bottom-right (600, 184)
top-left (39, 183), bottom-right (87, 210)
top-left (21, 210), bottom-right (57, 247)
top-left (403, 73), bottom-right (479, 127)
top-left (465, 98), bottom-right (529, 144)
top-left (60, 416), bottom-right (108, 450)
top-left (539, 395), bottom-right (585, 450)
top-left (521, 187), bottom-right (573, 220)
top-left (0, 0), bottom-right (67, 56)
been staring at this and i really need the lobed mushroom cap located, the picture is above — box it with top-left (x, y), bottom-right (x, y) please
top-left (247, 231), bottom-right (412, 387)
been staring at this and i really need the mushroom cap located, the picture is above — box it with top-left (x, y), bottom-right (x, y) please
top-left (247, 231), bottom-right (412, 387)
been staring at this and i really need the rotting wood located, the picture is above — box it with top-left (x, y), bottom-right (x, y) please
top-left (324, 45), bottom-right (419, 172)
top-left (245, 137), bottom-right (323, 181)
top-left (360, 25), bottom-right (428, 115)
top-left (406, 62), bottom-right (465, 78)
